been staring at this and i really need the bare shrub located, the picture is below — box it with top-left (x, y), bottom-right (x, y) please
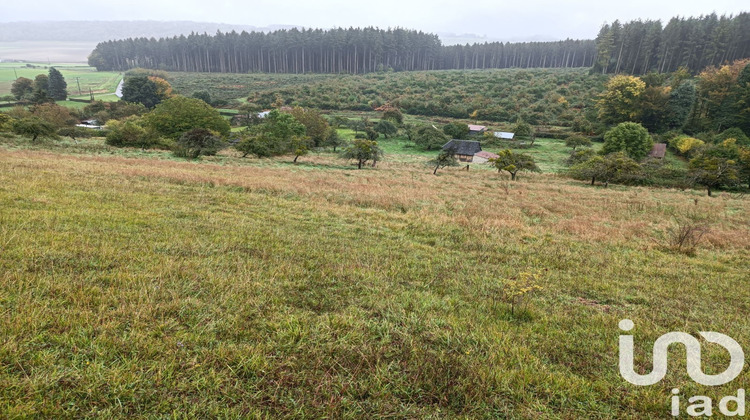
top-left (664, 218), bottom-right (709, 255)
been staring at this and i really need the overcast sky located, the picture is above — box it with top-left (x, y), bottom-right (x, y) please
top-left (2, 0), bottom-right (747, 41)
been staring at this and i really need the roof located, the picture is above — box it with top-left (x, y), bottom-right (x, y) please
top-left (468, 124), bottom-right (487, 132)
top-left (649, 143), bottom-right (667, 158)
top-left (443, 140), bottom-right (482, 156)
top-left (493, 131), bottom-right (515, 139)
top-left (474, 151), bottom-right (499, 160)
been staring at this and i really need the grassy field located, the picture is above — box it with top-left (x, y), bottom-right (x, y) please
top-left (0, 62), bottom-right (121, 97)
top-left (0, 135), bottom-right (748, 418)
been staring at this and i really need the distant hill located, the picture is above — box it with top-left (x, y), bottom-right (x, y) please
top-left (0, 21), bottom-right (298, 42)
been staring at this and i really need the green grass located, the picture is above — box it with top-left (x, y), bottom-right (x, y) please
top-left (0, 135), bottom-right (748, 417)
top-left (0, 62), bottom-right (121, 97)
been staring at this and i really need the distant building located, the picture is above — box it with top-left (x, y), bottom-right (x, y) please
top-left (472, 151), bottom-right (500, 164)
top-left (258, 111), bottom-right (271, 118)
top-left (468, 124), bottom-right (487, 134)
top-left (493, 131), bottom-right (515, 140)
top-left (75, 119), bottom-right (102, 130)
top-left (649, 143), bottom-right (667, 159)
top-left (443, 139), bottom-right (482, 162)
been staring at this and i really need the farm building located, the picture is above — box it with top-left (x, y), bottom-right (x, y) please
top-left (468, 125), bottom-right (487, 134)
top-left (443, 140), bottom-right (482, 162)
top-left (493, 132), bottom-right (515, 140)
top-left (472, 151), bottom-right (500, 164)
top-left (649, 143), bottom-right (667, 159)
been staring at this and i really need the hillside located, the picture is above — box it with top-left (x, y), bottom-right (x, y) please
top-left (168, 68), bottom-right (608, 125)
top-left (0, 140), bottom-right (748, 417)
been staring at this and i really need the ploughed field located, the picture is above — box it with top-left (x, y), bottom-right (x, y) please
top-left (0, 147), bottom-right (748, 418)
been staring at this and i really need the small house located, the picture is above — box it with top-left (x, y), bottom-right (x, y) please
top-left (472, 151), bottom-right (500, 164)
top-left (468, 124), bottom-right (487, 134)
top-left (443, 140), bottom-right (482, 162)
top-left (493, 132), bottom-right (515, 140)
top-left (649, 143), bottom-right (667, 159)
top-left (257, 111), bottom-right (271, 118)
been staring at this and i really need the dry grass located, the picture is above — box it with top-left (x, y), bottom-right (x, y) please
top-left (0, 147), bottom-right (749, 418)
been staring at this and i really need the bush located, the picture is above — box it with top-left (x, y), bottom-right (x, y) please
top-left (174, 128), bottom-right (225, 158)
top-left (105, 118), bottom-right (158, 149)
top-left (144, 96), bottom-right (231, 140)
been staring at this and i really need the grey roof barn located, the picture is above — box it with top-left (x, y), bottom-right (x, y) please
top-left (443, 140), bottom-right (482, 162)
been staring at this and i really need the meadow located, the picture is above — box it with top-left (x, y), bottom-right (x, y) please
top-left (0, 135), bottom-right (748, 418)
top-left (0, 62), bottom-right (121, 98)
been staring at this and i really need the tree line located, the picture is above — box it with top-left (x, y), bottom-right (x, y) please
top-left (593, 12), bottom-right (750, 75)
top-left (88, 27), bottom-right (596, 74)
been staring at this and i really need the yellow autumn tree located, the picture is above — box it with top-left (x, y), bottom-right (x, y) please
top-left (597, 75), bottom-right (646, 125)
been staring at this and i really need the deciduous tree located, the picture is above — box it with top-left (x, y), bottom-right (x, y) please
top-left (429, 150), bottom-right (459, 174)
top-left (144, 96), bottom-right (231, 140)
top-left (12, 117), bottom-right (58, 142)
top-left (488, 150), bottom-right (540, 180)
top-left (175, 128), bottom-right (225, 159)
top-left (602, 122), bottom-right (653, 161)
top-left (342, 139), bottom-right (383, 169)
top-left (10, 77), bottom-right (33, 101)
top-left (597, 75), bottom-right (645, 125)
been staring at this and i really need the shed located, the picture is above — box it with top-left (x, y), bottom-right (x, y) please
top-left (468, 124), bottom-right (487, 133)
top-left (493, 131), bottom-right (515, 140)
top-left (649, 143), bottom-right (667, 159)
top-left (443, 140), bottom-right (482, 162)
top-left (473, 151), bottom-right (499, 164)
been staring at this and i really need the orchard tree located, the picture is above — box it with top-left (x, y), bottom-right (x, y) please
top-left (689, 152), bottom-right (739, 196)
top-left (290, 135), bottom-right (314, 163)
top-left (564, 135), bottom-right (592, 151)
top-left (566, 148), bottom-right (597, 166)
top-left (11, 117), bottom-right (58, 142)
top-left (324, 128), bottom-right (346, 151)
top-left (57, 127), bottom-right (93, 144)
top-left (145, 96), bottom-right (231, 140)
top-left (429, 150), bottom-right (459, 174)
top-left (30, 103), bottom-right (75, 129)
top-left (11, 77), bottom-right (33, 100)
top-left (47, 67), bottom-right (68, 100)
top-left (374, 120), bottom-right (398, 138)
top-left (513, 118), bottom-right (534, 140)
top-left (602, 122), bottom-right (653, 161)
top-left (342, 139), bottom-right (383, 169)
top-left (382, 108), bottom-right (403, 125)
top-left (289, 107), bottom-right (329, 146)
top-left (488, 150), bottom-right (540, 180)
top-left (569, 152), bottom-right (642, 187)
